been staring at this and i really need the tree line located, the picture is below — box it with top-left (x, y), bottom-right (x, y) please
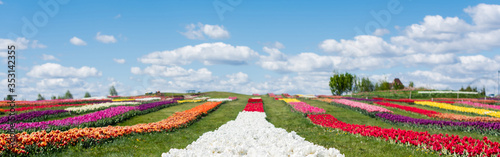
top-left (5, 85), bottom-right (119, 101)
top-left (329, 71), bottom-right (414, 96)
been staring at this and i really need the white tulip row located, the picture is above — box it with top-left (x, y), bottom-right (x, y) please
top-left (162, 111), bottom-right (343, 157)
top-left (207, 98), bottom-right (233, 102)
top-left (65, 102), bottom-right (141, 113)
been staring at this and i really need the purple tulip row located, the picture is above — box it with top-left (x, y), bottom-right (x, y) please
top-left (342, 97), bottom-right (381, 102)
top-left (0, 100), bottom-right (177, 130)
top-left (376, 113), bottom-right (500, 131)
top-left (0, 110), bottom-right (68, 124)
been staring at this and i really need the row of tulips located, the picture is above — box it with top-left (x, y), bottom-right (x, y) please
top-left (331, 99), bottom-right (392, 113)
top-left (0, 99), bottom-right (111, 107)
top-left (64, 102), bottom-right (141, 114)
top-left (248, 97), bottom-right (262, 103)
top-left (435, 98), bottom-right (498, 104)
top-left (342, 97), bottom-right (381, 102)
top-left (0, 110), bottom-right (69, 124)
top-left (373, 97), bottom-right (415, 103)
top-left (163, 100), bottom-right (343, 156)
top-left (374, 102), bottom-right (500, 123)
top-left (0, 101), bottom-right (222, 155)
top-left (243, 102), bottom-right (264, 112)
top-left (457, 101), bottom-right (500, 111)
top-left (288, 102), bottom-right (326, 115)
top-left (308, 114), bottom-right (500, 156)
top-left (278, 98), bottom-right (301, 103)
top-left (375, 113), bottom-right (500, 135)
top-left (2, 103), bottom-right (96, 113)
top-left (178, 99), bottom-right (202, 103)
top-left (415, 101), bottom-right (500, 118)
top-left (0, 100), bottom-right (176, 132)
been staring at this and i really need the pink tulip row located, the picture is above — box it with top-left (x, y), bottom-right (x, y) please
top-left (459, 101), bottom-right (500, 110)
top-left (288, 102), bottom-right (326, 114)
top-left (332, 99), bottom-right (393, 113)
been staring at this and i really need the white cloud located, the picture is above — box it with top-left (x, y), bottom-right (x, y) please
top-left (409, 70), bottom-right (474, 83)
top-left (138, 42), bottom-right (259, 66)
top-left (0, 37), bottom-right (29, 50)
top-left (464, 3), bottom-right (500, 28)
top-left (398, 53), bottom-right (456, 65)
top-left (131, 67), bottom-right (141, 75)
top-left (41, 54), bottom-right (58, 61)
top-left (373, 28), bottom-right (390, 36)
top-left (180, 23), bottom-right (230, 40)
top-left (113, 58), bottom-right (125, 64)
top-left (27, 63), bottom-right (102, 78)
top-left (70, 37), bottom-right (87, 46)
top-left (433, 55), bottom-right (500, 75)
top-left (114, 14), bottom-right (121, 19)
top-left (95, 32), bottom-right (117, 43)
top-left (0, 1), bottom-right (3, 5)
top-left (31, 40), bottom-right (47, 48)
top-left (220, 72), bottom-right (249, 85)
top-left (319, 35), bottom-right (407, 57)
top-left (202, 24), bottom-right (230, 39)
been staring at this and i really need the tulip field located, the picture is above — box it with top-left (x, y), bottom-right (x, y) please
top-left (2, 92), bottom-right (500, 156)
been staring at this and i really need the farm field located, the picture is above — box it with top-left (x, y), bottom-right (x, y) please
top-left (2, 92), bottom-right (500, 156)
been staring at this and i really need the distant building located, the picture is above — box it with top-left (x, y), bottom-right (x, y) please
top-left (389, 78), bottom-right (403, 89)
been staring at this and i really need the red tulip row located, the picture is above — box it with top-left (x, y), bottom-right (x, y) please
top-left (374, 102), bottom-right (439, 117)
top-left (308, 114), bottom-right (500, 156)
top-left (243, 102), bottom-right (264, 112)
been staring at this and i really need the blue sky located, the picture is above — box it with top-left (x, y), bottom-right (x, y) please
top-left (1, 0), bottom-right (500, 100)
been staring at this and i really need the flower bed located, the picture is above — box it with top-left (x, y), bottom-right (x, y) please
top-left (375, 113), bottom-right (500, 135)
top-left (0, 101), bottom-right (175, 132)
top-left (163, 100), bottom-right (343, 157)
top-left (457, 101), bottom-right (500, 110)
top-left (331, 99), bottom-right (392, 113)
top-left (288, 102), bottom-right (326, 115)
top-left (0, 101), bottom-right (222, 155)
top-left (308, 114), bottom-right (500, 156)
top-left (248, 98), bottom-right (262, 103)
top-left (0, 99), bottom-right (111, 107)
top-left (0, 110), bottom-right (69, 124)
top-left (415, 101), bottom-right (500, 118)
top-left (207, 98), bottom-right (233, 102)
top-left (278, 98), bottom-right (300, 103)
top-left (243, 103), bottom-right (264, 112)
top-left (65, 102), bottom-right (140, 113)
top-left (2, 104), bottom-right (92, 113)
top-left (177, 100), bottom-right (202, 103)
top-left (374, 102), bottom-right (500, 123)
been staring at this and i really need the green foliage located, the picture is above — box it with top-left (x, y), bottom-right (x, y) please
top-left (329, 71), bottom-right (356, 95)
top-left (378, 81), bottom-right (391, 91)
top-left (5, 95), bottom-right (13, 101)
top-left (37, 93), bottom-right (45, 101)
top-left (64, 90), bottom-right (73, 99)
top-left (84, 92), bottom-right (91, 98)
top-left (109, 86), bottom-right (118, 96)
top-left (356, 77), bottom-right (374, 92)
top-left (393, 82), bottom-right (404, 90)
top-left (51, 95), bottom-right (56, 100)
top-left (409, 81), bottom-right (414, 88)
top-left (460, 85), bottom-right (479, 92)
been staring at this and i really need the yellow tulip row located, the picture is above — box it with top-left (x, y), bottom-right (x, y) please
top-left (178, 99), bottom-right (203, 104)
top-left (112, 99), bottom-right (135, 102)
top-left (278, 98), bottom-right (301, 103)
top-left (414, 101), bottom-right (500, 118)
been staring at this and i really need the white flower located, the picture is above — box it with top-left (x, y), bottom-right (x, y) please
top-left (65, 102), bottom-right (140, 113)
top-left (162, 112), bottom-right (344, 157)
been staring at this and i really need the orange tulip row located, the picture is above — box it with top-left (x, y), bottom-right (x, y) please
top-left (432, 113), bottom-right (500, 123)
top-left (0, 101), bottom-right (223, 155)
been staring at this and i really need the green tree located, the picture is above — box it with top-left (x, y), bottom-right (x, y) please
top-left (84, 92), bottom-right (91, 98)
top-left (356, 77), bottom-right (374, 92)
top-left (5, 95), bottom-right (13, 101)
top-left (409, 81), bottom-right (414, 88)
top-left (393, 82), bottom-right (405, 90)
top-left (329, 71), bottom-right (356, 96)
top-left (64, 90), bottom-right (73, 99)
top-left (374, 82), bottom-right (380, 91)
top-left (465, 85), bottom-right (472, 92)
top-left (109, 86), bottom-right (118, 96)
top-left (379, 81), bottom-right (391, 90)
top-left (37, 93), bottom-right (45, 101)
top-left (480, 86), bottom-right (486, 96)
top-left (51, 95), bottom-right (56, 100)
